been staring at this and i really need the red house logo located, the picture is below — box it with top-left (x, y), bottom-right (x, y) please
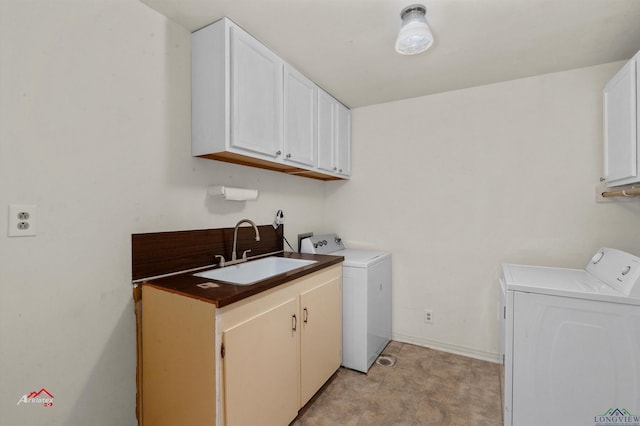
top-left (17, 388), bottom-right (54, 407)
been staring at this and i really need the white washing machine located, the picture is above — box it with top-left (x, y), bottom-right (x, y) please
top-left (500, 247), bottom-right (640, 426)
top-left (301, 234), bottom-right (392, 373)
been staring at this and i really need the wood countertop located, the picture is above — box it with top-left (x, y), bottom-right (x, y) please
top-left (141, 252), bottom-right (343, 308)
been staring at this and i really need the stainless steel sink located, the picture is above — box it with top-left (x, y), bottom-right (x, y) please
top-left (193, 256), bottom-right (317, 285)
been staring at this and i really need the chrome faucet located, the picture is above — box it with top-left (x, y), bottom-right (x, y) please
top-left (217, 219), bottom-right (260, 267)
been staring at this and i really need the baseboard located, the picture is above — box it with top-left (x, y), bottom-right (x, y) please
top-left (391, 332), bottom-right (502, 364)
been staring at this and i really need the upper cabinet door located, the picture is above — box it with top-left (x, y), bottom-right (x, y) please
top-left (603, 58), bottom-right (638, 186)
top-left (284, 65), bottom-right (317, 167)
top-left (317, 90), bottom-right (351, 177)
top-left (230, 26), bottom-right (283, 158)
top-left (317, 90), bottom-right (336, 173)
top-left (336, 103), bottom-right (352, 177)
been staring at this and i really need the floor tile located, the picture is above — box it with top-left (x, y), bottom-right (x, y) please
top-left (292, 342), bottom-right (503, 426)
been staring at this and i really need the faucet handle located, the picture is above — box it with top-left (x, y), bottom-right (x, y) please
top-left (241, 249), bottom-right (251, 260)
top-left (215, 255), bottom-right (226, 267)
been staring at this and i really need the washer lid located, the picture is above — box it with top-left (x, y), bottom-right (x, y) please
top-left (332, 249), bottom-right (390, 268)
top-left (501, 263), bottom-right (639, 305)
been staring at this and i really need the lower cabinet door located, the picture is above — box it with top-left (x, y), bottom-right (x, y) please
top-left (223, 297), bottom-right (299, 426)
top-left (299, 276), bottom-right (342, 406)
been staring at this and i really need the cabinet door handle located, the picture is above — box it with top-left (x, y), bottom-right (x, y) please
top-left (292, 314), bottom-right (297, 331)
top-left (286, 153), bottom-right (291, 158)
top-left (276, 150), bottom-right (282, 156)
top-left (303, 307), bottom-right (308, 324)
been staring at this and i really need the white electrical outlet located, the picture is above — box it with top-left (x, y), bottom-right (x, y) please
top-left (424, 309), bottom-right (433, 324)
top-left (8, 204), bottom-right (37, 237)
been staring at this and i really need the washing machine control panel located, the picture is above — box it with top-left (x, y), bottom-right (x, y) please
top-left (300, 234), bottom-right (345, 255)
top-left (586, 247), bottom-right (640, 298)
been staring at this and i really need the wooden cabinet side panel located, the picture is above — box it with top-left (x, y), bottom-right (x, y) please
top-left (141, 286), bottom-right (216, 426)
top-left (299, 273), bottom-right (343, 406)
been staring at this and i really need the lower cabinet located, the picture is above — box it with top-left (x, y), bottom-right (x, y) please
top-left (141, 264), bottom-right (342, 426)
top-left (220, 264), bottom-right (342, 425)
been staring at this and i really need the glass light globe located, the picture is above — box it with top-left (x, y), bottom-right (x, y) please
top-left (395, 6), bottom-right (434, 55)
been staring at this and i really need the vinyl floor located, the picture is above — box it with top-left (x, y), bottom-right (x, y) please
top-left (292, 341), bottom-right (503, 426)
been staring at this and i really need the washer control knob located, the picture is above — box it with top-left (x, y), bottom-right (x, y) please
top-left (622, 265), bottom-right (632, 276)
top-left (313, 243), bottom-right (318, 248)
top-left (322, 240), bottom-right (327, 245)
top-left (335, 236), bottom-right (342, 244)
top-left (591, 251), bottom-right (605, 264)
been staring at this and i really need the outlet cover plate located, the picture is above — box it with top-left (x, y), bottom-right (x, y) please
top-left (424, 309), bottom-right (433, 324)
top-left (8, 204), bottom-right (37, 237)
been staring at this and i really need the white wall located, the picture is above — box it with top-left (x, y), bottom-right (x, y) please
top-left (0, 1), bottom-right (324, 425)
top-left (3, 1), bottom-right (640, 425)
top-left (325, 63), bottom-right (640, 361)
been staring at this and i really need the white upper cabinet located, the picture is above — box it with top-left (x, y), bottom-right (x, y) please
top-left (284, 64), bottom-right (317, 167)
top-left (603, 51), bottom-right (640, 187)
top-left (192, 17), bottom-right (351, 180)
top-left (317, 89), bottom-right (351, 177)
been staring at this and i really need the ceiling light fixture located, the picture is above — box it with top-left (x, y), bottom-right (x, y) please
top-left (395, 4), bottom-right (433, 55)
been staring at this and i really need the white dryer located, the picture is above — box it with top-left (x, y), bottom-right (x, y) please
top-left (500, 247), bottom-right (640, 426)
top-left (301, 234), bottom-right (392, 373)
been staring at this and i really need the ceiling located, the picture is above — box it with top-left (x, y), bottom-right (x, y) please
top-left (140, 0), bottom-right (640, 108)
